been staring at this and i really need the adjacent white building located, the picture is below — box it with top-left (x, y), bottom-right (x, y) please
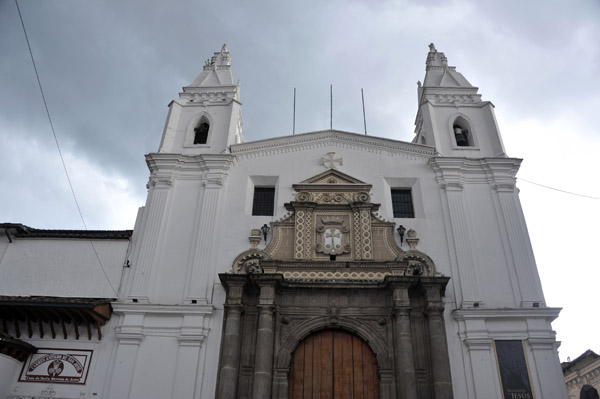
top-left (0, 44), bottom-right (567, 399)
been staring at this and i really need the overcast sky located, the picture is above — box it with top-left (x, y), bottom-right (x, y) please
top-left (1, 0), bottom-right (599, 362)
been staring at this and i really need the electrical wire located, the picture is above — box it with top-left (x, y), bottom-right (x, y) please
top-left (518, 177), bottom-right (600, 201)
top-left (15, 0), bottom-right (119, 297)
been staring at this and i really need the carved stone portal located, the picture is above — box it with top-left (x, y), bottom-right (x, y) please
top-left (219, 169), bottom-right (453, 399)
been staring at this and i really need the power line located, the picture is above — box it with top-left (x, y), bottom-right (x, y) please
top-left (518, 177), bottom-right (600, 200)
top-left (15, 0), bottom-right (118, 296)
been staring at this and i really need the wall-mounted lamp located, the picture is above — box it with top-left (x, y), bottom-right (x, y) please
top-left (396, 225), bottom-right (406, 245)
top-left (260, 224), bottom-right (271, 243)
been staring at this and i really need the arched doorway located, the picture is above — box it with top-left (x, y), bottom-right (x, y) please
top-left (288, 329), bottom-right (380, 399)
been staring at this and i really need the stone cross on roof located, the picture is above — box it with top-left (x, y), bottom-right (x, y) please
top-left (321, 152), bottom-right (343, 169)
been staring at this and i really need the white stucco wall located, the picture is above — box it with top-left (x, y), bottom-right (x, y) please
top-left (0, 238), bottom-right (128, 298)
top-left (0, 355), bottom-right (21, 399)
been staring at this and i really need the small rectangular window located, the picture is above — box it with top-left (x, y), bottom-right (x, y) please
top-left (252, 187), bottom-right (275, 216)
top-left (391, 189), bottom-right (414, 218)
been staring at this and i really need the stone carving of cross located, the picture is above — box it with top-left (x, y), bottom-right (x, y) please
top-left (325, 229), bottom-right (341, 239)
top-left (321, 152), bottom-right (343, 169)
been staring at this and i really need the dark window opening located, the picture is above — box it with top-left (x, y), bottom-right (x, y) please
top-left (194, 122), bottom-right (210, 144)
top-left (252, 187), bottom-right (275, 216)
top-left (391, 189), bottom-right (414, 218)
top-left (453, 123), bottom-right (471, 147)
top-left (330, 255), bottom-right (336, 261)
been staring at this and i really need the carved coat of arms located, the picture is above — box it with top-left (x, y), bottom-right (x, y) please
top-left (315, 216), bottom-right (350, 256)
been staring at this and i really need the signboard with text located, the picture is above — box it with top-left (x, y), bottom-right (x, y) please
top-left (19, 348), bottom-right (93, 385)
top-left (494, 340), bottom-right (535, 399)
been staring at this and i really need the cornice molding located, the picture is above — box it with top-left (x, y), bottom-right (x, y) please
top-left (230, 130), bottom-right (437, 161)
top-left (453, 307), bottom-right (561, 321)
top-left (429, 157), bottom-right (522, 188)
top-left (145, 153), bottom-right (235, 187)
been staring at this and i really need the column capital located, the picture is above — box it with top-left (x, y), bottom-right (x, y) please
top-left (424, 306), bottom-right (445, 317)
top-left (393, 307), bottom-right (411, 317)
top-left (257, 304), bottom-right (275, 314)
top-left (421, 277), bottom-right (450, 305)
top-left (386, 276), bottom-right (419, 288)
top-left (224, 303), bottom-right (243, 313)
top-left (392, 286), bottom-right (411, 309)
top-left (219, 274), bottom-right (247, 305)
top-left (253, 274), bottom-right (283, 306)
top-left (115, 327), bottom-right (145, 345)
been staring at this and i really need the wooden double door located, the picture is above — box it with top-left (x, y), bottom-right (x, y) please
top-left (289, 329), bottom-right (380, 399)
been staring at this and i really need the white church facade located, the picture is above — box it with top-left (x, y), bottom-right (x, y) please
top-left (0, 44), bottom-right (567, 399)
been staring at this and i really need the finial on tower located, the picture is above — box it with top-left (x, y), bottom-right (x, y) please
top-left (202, 44), bottom-right (231, 72)
top-left (426, 43), bottom-right (448, 70)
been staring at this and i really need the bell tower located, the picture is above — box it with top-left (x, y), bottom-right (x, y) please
top-left (159, 44), bottom-right (245, 155)
top-left (413, 43), bottom-right (506, 157)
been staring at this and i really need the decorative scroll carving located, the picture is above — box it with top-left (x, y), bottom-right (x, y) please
top-left (354, 192), bottom-right (370, 203)
top-left (295, 192), bottom-right (311, 202)
top-left (231, 250), bottom-right (272, 274)
top-left (396, 251), bottom-right (440, 277)
top-left (295, 191), bottom-right (372, 205)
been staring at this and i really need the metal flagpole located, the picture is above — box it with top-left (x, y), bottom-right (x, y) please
top-left (330, 84), bottom-right (333, 130)
top-left (361, 88), bottom-right (367, 135)
top-left (293, 88), bottom-right (296, 135)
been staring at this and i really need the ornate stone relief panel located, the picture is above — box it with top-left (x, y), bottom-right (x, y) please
top-left (231, 168), bottom-right (440, 281)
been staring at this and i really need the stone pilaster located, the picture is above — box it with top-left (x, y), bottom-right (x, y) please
top-left (173, 314), bottom-right (209, 399)
top-left (391, 281), bottom-right (418, 399)
top-left (463, 337), bottom-right (501, 398)
top-left (252, 277), bottom-right (277, 399)
top-left (429, 158), bottom-right (482, 308)
top-left (217, 276), bottom-right (245, 399)
top-left (184, 155), bottom-right (233, 303)
top-left (129, 176), bottom-right (173, 302)
top-left (486, 159), bottom-right (545, 307)
top-left (108, 312), bottom-right (145, 399)
top-left (423, 279), bottom-right (453, 399)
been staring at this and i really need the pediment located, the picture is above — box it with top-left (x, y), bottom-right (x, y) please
top-left (230, 130), bottom-right (436, 161)
top-left (299, 169), bottom-right (366, 185)
top-left (293, 169), bottom-right (372, 195)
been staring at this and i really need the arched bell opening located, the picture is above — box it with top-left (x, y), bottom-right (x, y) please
top-left (452, 116), bottom-right (472, 147)
top-left (193, 116), bottom-right (210, 144)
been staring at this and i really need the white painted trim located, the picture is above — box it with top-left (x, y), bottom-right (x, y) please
top-left (112, 303), bottom-right (214, 315)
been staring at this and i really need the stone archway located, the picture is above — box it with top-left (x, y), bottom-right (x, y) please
top-left (288, 329), bottom-right (379, 399)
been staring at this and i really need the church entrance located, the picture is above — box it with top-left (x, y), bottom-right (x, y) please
top-left (288, 329), bottom-right (380, 399)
